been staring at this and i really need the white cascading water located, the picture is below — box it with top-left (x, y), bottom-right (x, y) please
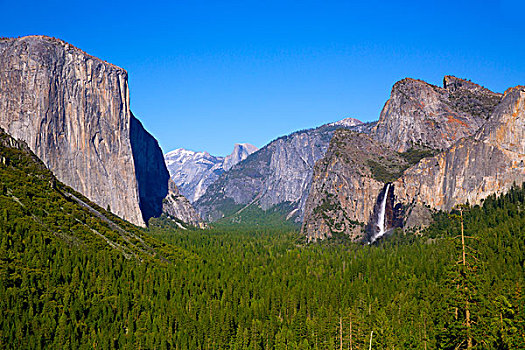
top-left (371, 183), bottom-right (390, 243)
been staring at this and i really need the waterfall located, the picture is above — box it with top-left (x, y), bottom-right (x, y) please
top-left (371, 183), bottom-right (390, 243)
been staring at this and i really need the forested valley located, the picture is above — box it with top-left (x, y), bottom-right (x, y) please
top-left (1, 131), bottom-right (524, 349)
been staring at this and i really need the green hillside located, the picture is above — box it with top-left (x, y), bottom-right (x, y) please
top-left (1, 128), bottom-right (524, 349)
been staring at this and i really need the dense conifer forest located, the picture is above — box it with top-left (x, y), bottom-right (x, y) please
top-left (1, 132), bottom-right (524, 349)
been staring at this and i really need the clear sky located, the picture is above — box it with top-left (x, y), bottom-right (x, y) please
top-left (3, 0), bottom-right (525, 156)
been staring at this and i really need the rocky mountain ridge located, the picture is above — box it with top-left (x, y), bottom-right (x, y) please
top-left (370, 76), bottom-right (502, 152)
top-left (303, 76), bottom-right (524, 241)
top-left (165, 143), bottom-right (258, 203)
top-left (194, 119), bottom-right (369, 223)
top-left (302, 129), bottom-right (408, 241)
top-left (394, 85), bottom-right (525, 220)
top-left (0, 35), bottom-right (201, 227)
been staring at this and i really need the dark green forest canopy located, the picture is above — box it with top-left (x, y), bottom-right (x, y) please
top-left (0, 132), bottom-right (524, 349)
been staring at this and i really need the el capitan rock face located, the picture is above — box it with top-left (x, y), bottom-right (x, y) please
top-left (370, 76), bottom-right (502, 152)
top-left (0, 36), bottom-right (200, 227)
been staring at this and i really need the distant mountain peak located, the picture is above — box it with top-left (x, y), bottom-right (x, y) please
top-left (223, 143), bottom-right (258, 171)
top-left (234, 142), bottom-right (258, 151)
top-left (164, 143), bottom-right (258, 202)
top-left (329, 117), bottom-right (363, 127)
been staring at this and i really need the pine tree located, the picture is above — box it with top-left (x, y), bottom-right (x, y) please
top-left (438, 205), bottom-right (484, 349)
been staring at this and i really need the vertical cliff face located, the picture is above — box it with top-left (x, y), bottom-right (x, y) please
top-left (129, 113), bottom-right (170, 222)
top-left (222, 143), bottom-right (259, 171)
top-left (364, 183), bottom-right (405, 243)
top-left (302, 129), bottom-right (407, 241)
top-left (257, 131), bottom-right (331, 213)
top-left (303, 78), bottom-right (523, 241)
top-left (370, 77), bottom-right (502, 152)
top-left (0, 36), bottom-right (144, 225)
top-left (394, 85), bottom-right (525, 215)
top-left (0, 36), bottom-right (200, 227)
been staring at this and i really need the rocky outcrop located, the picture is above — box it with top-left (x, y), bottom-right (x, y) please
top-left (195, 119), bottom-right (366, 222)
top-left (223, 143), bottom-right (258, 171)
top-left (162, 179), bottom-right (205, 227)
top-left (370, 76), bottom-right (502, 152)
top-left (303, 77), bottom-right (523, 241)
top-left (394, 85), bottom-right (525, 217)
top-left (0, 36), bottom-right (201, 227)
top-left (165, 143), bottom-right (258, 203)
top-left (302, 129), bottom-right (407, 241)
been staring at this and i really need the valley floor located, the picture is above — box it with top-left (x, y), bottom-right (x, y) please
top-left (1, 158), bottom-right (524, 348)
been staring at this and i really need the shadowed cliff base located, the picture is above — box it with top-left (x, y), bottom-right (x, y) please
top-left (129, 113), bottom-right (169, 223)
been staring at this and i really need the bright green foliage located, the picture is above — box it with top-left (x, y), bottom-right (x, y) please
top-left (0, 131), bottom-right (524, 348)
top-left (214, 201), bottom-right (300, 229)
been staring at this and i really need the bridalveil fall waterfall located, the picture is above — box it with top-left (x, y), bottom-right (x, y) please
top-left (370, 183), bottom-right (391, 243)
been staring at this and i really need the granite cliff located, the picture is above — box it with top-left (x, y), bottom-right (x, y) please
top-left (162, 179), bottom-right (205, 227)
top-left (302, 129), bottom-right (408, 241)
top-left (223, 143), bottom-right (258, 171)
top-left (195, 119), bottom-right (368, 223)
top-left (303, 77), bottom-right (523, 241)
top-left (370, 76), bottom-right (502, 152)
top-left (0, 36), bottom-right (201, 227)
top-left (394, 85), bottom-right (525, 221)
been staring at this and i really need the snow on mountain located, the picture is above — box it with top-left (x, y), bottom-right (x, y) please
top-left (166, 118), bottom-right (363, 207)
top-left (165, 144), bottom-right (258, 203)
top-left (194, 118), bottom-right (369, 223)
top-left (329, 117), bottom-right (363, 128)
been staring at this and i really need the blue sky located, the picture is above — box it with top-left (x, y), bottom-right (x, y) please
top-left (3, 0), bottom-right (525, 156)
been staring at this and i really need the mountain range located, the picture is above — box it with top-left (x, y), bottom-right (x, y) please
top-left (193, 117), bottom-right (368, 223)
top-left (1, 35), bottom-right (523, 242)
top-left (165, 143), bottom-right (258, 203)
top-left (303, 76), bottom-right (524, 241)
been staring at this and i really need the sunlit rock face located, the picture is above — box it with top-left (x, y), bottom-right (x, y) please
top-left (303, 77), bottom-right (523, 241)
top-left (165, 143), bottom-right (258, 203)
top-left (194, 120), bottom-right (369, 223)
top-left (0, 36), bottom-right (201, 226)
top-left (162, 179), bottom-right (204, 227)
top-left (370, 76), bottom-right (502, 152)
top-left (302, 130), bottom-right (406, 242)
top-left (394, 85), bottom-right (525, 212)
